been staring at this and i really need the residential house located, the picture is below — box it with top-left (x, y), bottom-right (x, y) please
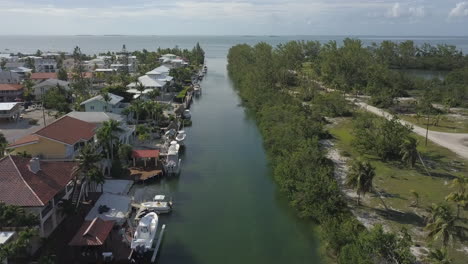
top-left (8, 116), bottom-right (97, 160)
top-left (80, 93), bottom-right (126, 114)
top-left (159, 54), bottom-right (188, 68)
top-left (0, 84), bottom-right (23, 102)
top-left (11, 67), bottom-right (33, 79)
top-left (33, 79), bottom-right (70, 99)
top-left (30, 72), bottom-right (58, 83)
top-left (0, 155), bottom-right (77, 237)
top-left (126, 65), bottom-right (174, 98)
top-left (0, 71), bottom-right (21, 84)
top-left (19, 57), bottom-right (57, 73)
top-left (4, 62), bottom-right (25, 71)
top-left (0, 102), bottom-right (21, 120)
top-left (66, 111), bottom-right (135, 145)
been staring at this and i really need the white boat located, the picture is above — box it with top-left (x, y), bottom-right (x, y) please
top-left (140, 201), bottom-right (172, 214)
top-left (131, 212), bottom-right (158, 253)
top-left (194, 86), bottom-right (201, 96)
top-left (176, 130), bottom-right (186, 145)
top-left (164, 141), bottom-right (181, 175)
top-left (183, 109), bottom-right (191, 120)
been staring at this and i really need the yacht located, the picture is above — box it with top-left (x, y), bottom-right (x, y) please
top-left (131, 212), bottom-right (158, 253)
top-left (183, 109), bottom-right (191, 120)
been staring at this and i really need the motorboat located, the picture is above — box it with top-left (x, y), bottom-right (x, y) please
top-left (176, 130), bottom-right (186, 145)
top-left (140, 195), bottom-right (173, 214)
top-left (183, 109), bottom-right (191, 120)
top-left (164, 128), bottom-right (177, 139)
top-left (194, 86), bottom-right (201, 96)
top-left (131, 212), bottom-right (158, 253)
top-left (164, 142), bottom-right (181, 175)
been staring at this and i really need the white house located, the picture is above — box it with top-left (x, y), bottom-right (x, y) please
top-left (158, 54), bottom-right (188, 68)
top-left (33, 79), bottom-right (70, 99)
top-left (0, 102), bottom-right (21, 120)
top-left (80, 93), bottom-right (125, 114)
top-left (126, 65), bottom-right (173, 98)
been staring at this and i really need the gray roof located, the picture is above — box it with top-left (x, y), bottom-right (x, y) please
top-left (66, 111), bottom-right (125, 124)
top-left (33, 79), bottom-right (70, 89)
top-left (80, 93), bottom-right (123, 106)
top-left (4, 62), bottom-right (25, 69)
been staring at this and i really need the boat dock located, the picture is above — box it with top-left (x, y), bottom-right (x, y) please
top-left (151, 224), bottom-right (166, 263)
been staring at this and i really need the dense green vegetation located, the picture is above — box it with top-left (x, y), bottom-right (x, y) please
top-left (227, 42), bottom-right (415, 263)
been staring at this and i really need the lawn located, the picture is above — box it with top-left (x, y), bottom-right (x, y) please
top-left (399, 114), bottom-right (468, 133)
top-left (329, 116), bottom-right (468, 263)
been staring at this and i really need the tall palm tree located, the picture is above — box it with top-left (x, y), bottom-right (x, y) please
top-left (97, 120), bottom-right (123, 162)
top-left (0, 133), bottom-right (7, 158)
top-left (147, 89), bottom-right (160, 101)
top-left (136, 81), bottom-right (146, 100)
top-left (346, 159), bottom-right (375, 205)
top-left (400, 136), bottom-right (418, 168)
top-left (72, 144), bottom-right (103, 203)
top-left (445, 176), bottom-right (467, 218)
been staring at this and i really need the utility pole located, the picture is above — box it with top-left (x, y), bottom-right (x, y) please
top-left (41, 87), bottom-right (46, 127)
top-left (425, 113), bottom-right (429, 146)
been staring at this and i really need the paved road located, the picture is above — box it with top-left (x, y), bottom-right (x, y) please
top-left (355, 101), bottom-right (468, 160)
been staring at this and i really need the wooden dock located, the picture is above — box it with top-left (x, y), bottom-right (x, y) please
top-left (151, 224), bottom-right (166, 263)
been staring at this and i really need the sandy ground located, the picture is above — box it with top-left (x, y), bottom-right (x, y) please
top-left (321, 138), bottom-right (430, 261)
top-left (0, 108), bottom-right (57, 143)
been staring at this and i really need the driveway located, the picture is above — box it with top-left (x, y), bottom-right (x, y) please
top-left (355, 101), bottom-right (468, 160)
top-left (0, 108), bottom-right (57, 144)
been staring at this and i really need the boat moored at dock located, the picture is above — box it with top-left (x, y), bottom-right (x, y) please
top-left (131, 212), bottom-right (158, 254)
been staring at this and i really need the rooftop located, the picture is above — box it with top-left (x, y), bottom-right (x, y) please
top-left (69, 218), bottom-right (115, 247)
top-left (0, 84), bottom-right (23, 91)
top-left (0, 102), bottom-right (19, 111)
top-left (30, 72), bottom-right (58, 80)
top-left (80, 93), bottom-right (124, 106)
top-left (0, 156), bottom-right (76, 207)
top-left (65, 111), bottom-right (125, 124)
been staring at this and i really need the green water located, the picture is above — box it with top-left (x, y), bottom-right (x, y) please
top-left (131, 57), bottom-right (322, 264)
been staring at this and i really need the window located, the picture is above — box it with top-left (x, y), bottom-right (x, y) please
top-left (90, 106), bottom-right (94, 110)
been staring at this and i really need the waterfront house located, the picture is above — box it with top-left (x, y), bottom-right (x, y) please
top-left (0, 84), bottom-right (23, 102)
top-left (0, 155), bottom-right (77, 237)
top-left (80, 93), bottom-right (125, 114)
top-left (159, 54), bottom-right (188, 68)
top-left (0, 102), bottom-right (21, 120)
top-left (33, 79), bottom-right (70, 99)
top-left (126, 65), bottom-right (174, 97)
top-left (7, 116), bottom-right (97, 160)
top-left (0, 71), bottom-right (21, 84)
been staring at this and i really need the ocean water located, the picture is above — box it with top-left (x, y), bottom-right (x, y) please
top-left (1, 35), bottom-right (468, 59)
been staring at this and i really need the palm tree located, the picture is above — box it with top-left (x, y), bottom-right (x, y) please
top-left (424, 203), bottom-right (467, 248)
top-left (22, 79), bottom-right (35, 102)
top-left (445, 176), bottom-right (467, 218)
top-left (147, 89), bottom-right (160, 101)
top-left (72, 144), bottom-right (103, 203)
top-left (101, 92), bottom-right (111, 112)
top-left (400, 136), bottom-right (418, 167)
top-left (346, 159), bottom-right (375, 205)
top-left (128, 101), bottom-right (144, 124)
top-left (426, 248), bottom-right (452, 264)
top-left (136, 81), bottom-right (146, 100)
top-left (97, 120), bottom-right (123, 162)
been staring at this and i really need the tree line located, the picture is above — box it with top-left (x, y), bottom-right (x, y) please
top-left (227, 42), bottom-right (415, 263)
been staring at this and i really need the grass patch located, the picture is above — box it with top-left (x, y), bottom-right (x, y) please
top-left (399, 114), bottom-right (468, 133)
top-left (329, 116), bottom-right (468, 263)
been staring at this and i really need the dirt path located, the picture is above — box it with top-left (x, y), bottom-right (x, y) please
top-left (354, 101), bottom-right (468, 160)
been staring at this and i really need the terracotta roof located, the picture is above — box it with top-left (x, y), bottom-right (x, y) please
top-left (132, 149), bottom-right (160, 159)
top-left (8, 135), bottom-right (40, 148)
top-left (69, 218), bottom-right (114, 246)
top-left (0, 156), bottom-right (76, 207)
top-left (0, 84), bottom-right (23, 91)
top-left (34, 116), bottom-right (96, 145)
top-left (30, 73), bottom-right (58, 80)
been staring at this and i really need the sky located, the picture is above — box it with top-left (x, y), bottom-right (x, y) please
top-left (0, 0), bottom-right (467, 36)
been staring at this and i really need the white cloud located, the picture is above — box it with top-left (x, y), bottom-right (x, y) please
top-left (449, 2), bottom-right (468, 17)
top-left (386, 2), bottom-right (425, 18)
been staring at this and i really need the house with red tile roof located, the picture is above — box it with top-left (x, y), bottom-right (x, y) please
top-left (29, 72), bottom-right (58, 82)
top-left (0, 155), bottom-right (77, 237)
top-left (0, 83), bottom-right (23, 102)
top-left (8, 116), bottom-right (97, 160)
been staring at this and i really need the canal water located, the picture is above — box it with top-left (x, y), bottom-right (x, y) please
top-left (130, 56), bottom-right (322, 263)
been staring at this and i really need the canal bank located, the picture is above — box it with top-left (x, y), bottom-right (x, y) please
top-left (130, 56), bottom-right (322, 263)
